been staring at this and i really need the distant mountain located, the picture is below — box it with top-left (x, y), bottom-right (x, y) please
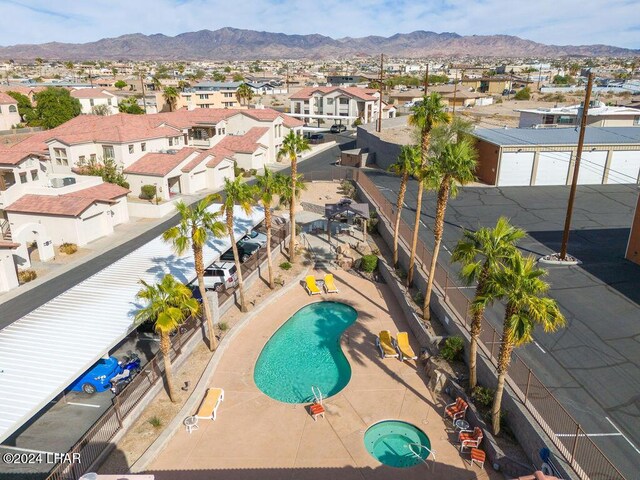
top-left (0, 28), bottom-right (637, 60)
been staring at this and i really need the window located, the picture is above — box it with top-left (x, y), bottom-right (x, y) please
top-left (223, 102), bottom-right (235, 107)
top-left (223, 92), bottom-right (233, 98)
top-left (31, 169), bottom-right (38, 181)
top-left (107, 98), bottom-right (112, 106)
top-left (19, 172), bottom-right (27, 184)
top-left (78, 155), bottom-right (85, 163)
top-left (339, 98), bottom-right (349, 105)
top-left (198, 94), bottom-right (209, 100)
top-left (9, 105), bottom-right (17, 112)
top-left (542, 114), bottom-right (554, 125)
top-left (557, 116), bottom-right (574, 125)
top-left (102, 145), bottom-right (115, 160)
top-left (53, 147), bottom-right (68, 166)
top-left (327, 98), bottom-right (334, 105)
top-left (634, 116), bottom-right (640, 126)
top-left (90, 154), bottom-right (96, 162)
top-left (175, 136), bottom-right (180, 145)
top-left (128, 144), bottom-right (134, 154)
top-left (90, 99), bottom-right (95, 107)
top-left (141, 142), bottom-right (146, 152)
top-left (169, 137), bottom-right (173, 146)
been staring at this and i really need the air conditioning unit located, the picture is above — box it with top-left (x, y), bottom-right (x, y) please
top-left (50, 178), bottom-right (65, 188)
top-left (62, 177), bottom-right (76, 186)
top-left (166, 149), bottom-right (179, 154)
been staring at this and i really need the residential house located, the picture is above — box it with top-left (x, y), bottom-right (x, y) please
top-left (288, 86), bottom-right (396, 128)
top-left (516, 101), bottom-right (640, 128)
top-left (326, 75), bottom-right (376, 87)
top-left (245, 81), bottom-right (287, 96)
top-left (0, 92), bottom-right (21, 130)
top-left (70, 88), bottom-right (119, 115)
top-left (460, 76), bottom-right (532, 94)
top-left (178, 81), bottom-right (243, 110)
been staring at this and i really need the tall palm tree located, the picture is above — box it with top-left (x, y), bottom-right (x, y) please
top-left (406, 164), bottom-right (436, 286)
top-left (388, 144), bottom-right (421, 268)
top-left (408, 92), bottom-right (450, 164)
top-left (135, 275), bottom-right (199, 402)
top-left (220, 178), bottom-right (255, 312)
top-left (474, 252), bottom-right (565, 434)
top-left (278, 131), bottom-right (310, 262)
top-left (163, 86), bottom-right (178, 112)
top-left (451, 217), bottom-right (526, 389)
top-left (236, 83), bottom-right (254, 106)
top-left (255, 167), bottom-right (287, 289)
top-left (423, 139), bottom-right (477, 320)
top-left (278, 173), bottom-right (307, 212)
top-left (162, 196), bottom-right (226, 351)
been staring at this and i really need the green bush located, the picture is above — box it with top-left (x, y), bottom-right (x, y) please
top-left (249, 168), bottom-right (257, 176)
top-left (59, 243), bottom-right (78, 255)
top-left (396, 267), bottom-right (407, 280)
top-left (148, 416), bottom-right (162, 428)
top-left (413, 291), bottom-right (424, 306)
top-left (471, 386), bottom-right (495, 407)
top-left (18, 269), bottom-right (37, 283)
top-left (360, 254), bottom-right (379, 273)
top-left (440, 336), bottom-right (464, 362)
top-left (279, 261), bottom-right (292, 270)
top-left (233, 162), bottom-right (243, 177)
top-left (514, 87), bottom-right (531, 100)
top-left (217, 322), bottom-right (229, 332)
top-left (140, 184), bottom-right (157, 200)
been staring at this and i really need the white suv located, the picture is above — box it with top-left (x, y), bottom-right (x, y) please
top-left (200, 262), bottom-right (238, 292)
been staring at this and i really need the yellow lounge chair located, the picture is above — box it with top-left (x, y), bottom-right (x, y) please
top-left (185, 387), bottom-right (225, 433)
top-left (323, 274), bottom-right (339, 293)
top-left (376, 330), bottom-right (399, 358)
top-left (305, 276), bottom-right (322, 295)
top-left (395, 332), bottom-right (417, 361)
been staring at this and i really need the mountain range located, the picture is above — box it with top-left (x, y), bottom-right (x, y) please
top-left (0, 28), bottom-right (637, 60)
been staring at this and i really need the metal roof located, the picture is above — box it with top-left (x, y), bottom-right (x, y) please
top-left (0, 205), bottom-right (264, 443)
top-left (472, 127), bottom-right (640, 147)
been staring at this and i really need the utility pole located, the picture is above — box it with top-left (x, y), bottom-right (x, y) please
top-left (139, 72), bottom-right (148, 114)
top-left (559, 72), bottom-right (594, 260)
top-left (452, 69), bottom-right (463, 115)
top-left (376, 53), bottom-right (384, 133)
top-left (537, 63), bottom-right (543, 91)
top-left (423, 62), bottom-right (429, 94)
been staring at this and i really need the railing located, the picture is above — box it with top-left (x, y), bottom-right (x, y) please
top-left (352, 168), bottom-right (627, 480)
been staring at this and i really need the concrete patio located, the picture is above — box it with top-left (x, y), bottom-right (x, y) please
top-left (146, 271), bottom-right (501, 480)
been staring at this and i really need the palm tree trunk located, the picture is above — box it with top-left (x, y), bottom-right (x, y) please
top-left (407, 180), bottom-right (424, 286)
top-left (421, 130), bottom-right (431, 164)
top-left (227, 214), bottom-right (247, 312)
top-left (393, 173), bottom-right (409, 267)
top-left (194, 245), bottom-right (217, 351)
top-left (264, 205), bottom-right (274, 289)
top-left (492, 305), bottom-right (516, 435)
top-left (469, 265), bottom-right (490, 390)
top-left (423, 179), bottom-right (451, 319)
top-left (289, 155), bottom-right (297, 262)
top-left (160, 332), bottom-right (176, 402)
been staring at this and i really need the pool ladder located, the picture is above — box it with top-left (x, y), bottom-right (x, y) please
top-left (311, 386), bottom-right (323, 405)
top-left (407, 443), bottom-right (436, 471)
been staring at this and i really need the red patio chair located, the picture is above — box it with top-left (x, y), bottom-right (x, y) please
top-left (459, 427), bottom-right (483, 452)
top-left (444, 397), bottom-right (468, 422)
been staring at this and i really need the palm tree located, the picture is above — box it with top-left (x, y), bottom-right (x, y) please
top-left (423, 139), bottom-right (477, 320)
top-left (406, 164), bottom-right (436, 286)
top-left (255, 167), bottom-right (287, 289)
top-left (277, 132), bottom-right (310, 262)
top-left (474, 252), bottom-right (565, 434)
top-left (163, 86), bottom-right (178, 112)
top-left (162, 196), bottom-right (226, 351)
top-left (278, 173), bottom-right (307, 212)
top-left (220, 178), bottom-right (255, 312)
top-left (236, 83), bottom-right (254, 106)
top-left (451, 218), bottom-right (526, 389)
top-left (388, 144), bottom-right (421, 268)
top-left (408, 92), bottom-right (450, 164)
top-left (135, 275), bottom-right (199, 402)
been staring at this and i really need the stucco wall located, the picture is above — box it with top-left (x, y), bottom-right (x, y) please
top-left (356, 118), bottom-right (405, 171)
top-left (0, 104), bottom-right (21, 131)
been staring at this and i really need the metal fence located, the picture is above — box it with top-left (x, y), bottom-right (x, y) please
top-left (353, 168), bottom-right (626, 480)
top-left (45, 224), bottom-right (290, 480)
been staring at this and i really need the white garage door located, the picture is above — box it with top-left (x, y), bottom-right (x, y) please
top-left (498, 152), bottom-right (535, 186)
top-left (578, 151), bottom-right (607, 185)
top-left (191, 170), bottom-right (206, 192)
top-left (82, 212), bottom-right (107, 244)
top-left (608, 151), bottom-right (640, 184)
top-left (534, 151), bottom-right (571, 185)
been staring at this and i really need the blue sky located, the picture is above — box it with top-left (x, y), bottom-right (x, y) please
top-left (0, 0), bottom-right (638, 49)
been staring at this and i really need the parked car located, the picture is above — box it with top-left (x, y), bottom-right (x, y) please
top-left (308, 133), bottom-right (324, 144)
top-left (220, 240), bottom-right (260, 263)
top-left (200, 262), bottom-right (238, 292)
top-left (330, 124), bottom-right (347, 133)
top-left (404, 101), bottom-right (416, 108)
top-left (69, 356), bottom-right (122, 394)
top-left (242, 229), bottom-right (268, 248)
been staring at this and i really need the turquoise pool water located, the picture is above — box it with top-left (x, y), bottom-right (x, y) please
top-left (254, 301), bottom-right (357, 403)
top-left (364, 420), bottom-right (432, 468)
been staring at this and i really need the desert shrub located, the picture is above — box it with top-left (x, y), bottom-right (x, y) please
top-left (249, 168), bottom-right (257, 176)
top-left (360, 254), bottom-right (379, 273)
top-left (140, 184), bottom-right (157, 200)
top-left (279, 261), bottom-right (292, 270)
top-left (339, 180), bottom-right (356, 198)
top-left (514, 87), bottom-right (531, 100)
top-left (440, 336), bottom-right (464, 362)
top-left (471, 386), bottom-right (495, 407)
top-left (18, 269), bottom-right (37, 283)
top-left (148, 416), bottom-right (162, 428)
top-left (59, 243), bottom-right (78, 255)
top-left (396, 267), bottom-right (407, 280)
top-left (217, 322), bottom-right (229, 332)
top-left (413, 291), bottom-right (424, 306)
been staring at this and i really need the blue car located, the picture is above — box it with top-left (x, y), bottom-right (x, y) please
top-left (69, 356), bottom-right (122, 394)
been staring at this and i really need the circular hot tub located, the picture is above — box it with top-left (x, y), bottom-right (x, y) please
top-left (364, 420), bottom-right (432, 468)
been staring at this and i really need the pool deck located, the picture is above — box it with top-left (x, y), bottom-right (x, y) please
top-left (147, 271), bottom-right (502, 480)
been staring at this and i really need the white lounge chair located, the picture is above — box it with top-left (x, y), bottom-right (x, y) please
top-left (185, 387), bottom-right (224, 433)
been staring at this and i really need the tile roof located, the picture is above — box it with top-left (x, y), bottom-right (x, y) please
top-left (0, 92), bottom-right (17, 105)
top-left (124, 148), bottom-right (198, 177)
top-left (241, 108), bottom-right (304, 128)
top-left (216, 127), bottom-right (269, 154)
top-left (0, 149), bottom-right (44, 166)
top-left (5, 195), bottom-right (96, 217)
top-left (65, 182), bottom-right (130, 201)
top-left (205, 145), bottom-right (236, 168)
top-left (70, 88), bottom-right (114, 99)
top-left (181, 150), bottom-right (211, 172)
top-left (289, 86), bottom-right (378, 102)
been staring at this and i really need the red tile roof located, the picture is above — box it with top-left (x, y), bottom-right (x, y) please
top-left (216, 127), bottom-right (269, 154)
top-left (181, 150), bottom-right (211, 173)
top-left (70, 88), bottom-right (114, 99)
top-left (289, 86), bottom-right (378, 102)
top-left (65, 182), bottom-right (130, 201)
top-left (0, 149), bottom-right (44, 166)
top-left (240, 108), bottom-right (304, 128)
top-left (124, 148), bottom-right (198, 177)
top-left (205, 145), bottom-right (236, 168)
top-left (0, 92), bottom-right (17, 105)
top-left (5, 194), bottom-right (96, 216)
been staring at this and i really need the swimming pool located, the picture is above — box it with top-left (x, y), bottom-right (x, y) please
top-left (254, 301), bottom-right (357, 403)
top-left (364, 420), bottom-right (432, 468)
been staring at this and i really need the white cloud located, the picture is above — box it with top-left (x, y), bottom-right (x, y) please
top-left (0, 0), bottom-right (637, 49)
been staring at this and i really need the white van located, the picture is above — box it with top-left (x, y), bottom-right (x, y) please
top-left (200, 262), bottom-right (238, 292)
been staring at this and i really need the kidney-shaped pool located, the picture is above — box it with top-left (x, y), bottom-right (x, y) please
top-left (254, 301), bottom-right (357, 403)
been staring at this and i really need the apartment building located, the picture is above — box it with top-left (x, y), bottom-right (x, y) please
top-left (288, 86), bottom-right (396, 128)
top-left (516, 101), bottom-right (640, 128)
top-left (70, 88), bottom-right (119, 115)
top-left (178, 81), bottom-right (243, 110)
top-left (0, 92), bottom-right (21, 130)
top-left (460, 76), bottom-right (532, 94)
